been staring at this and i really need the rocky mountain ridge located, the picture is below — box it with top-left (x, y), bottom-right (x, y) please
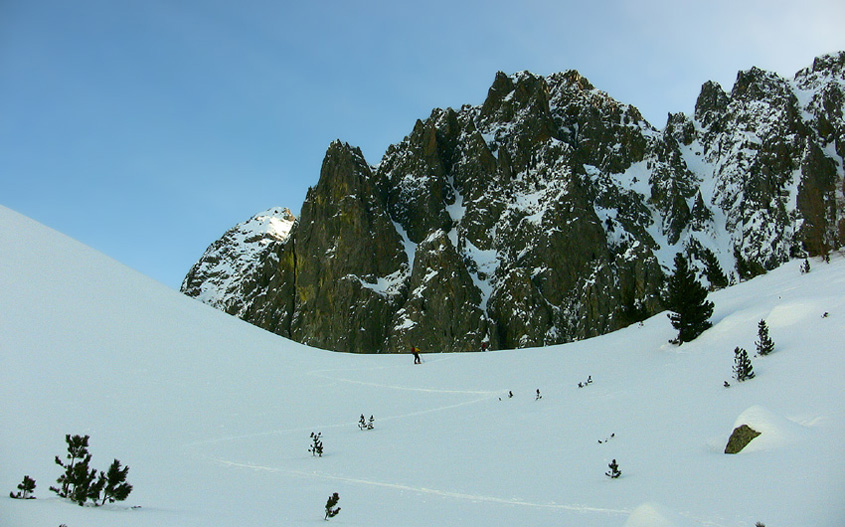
top-left (182, 52), bottom-right (845, 353)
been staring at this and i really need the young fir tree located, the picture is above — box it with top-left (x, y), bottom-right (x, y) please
top-left (50, 434), bottom-right (93, 501)
top-left (800, 258), bottom-right (811, 274)
top-left (665, 253), bottom-right (714, 344)
top-left (97, 459), bottom-right (133, 505)
top-left (324, 492), bottom-right (341, 520)
top-left (733, 347), bottom-right (755, 382)
top-left (358, 414), bottom-right (367, 431)
top-left (10, 475), bottom-right (36, 499)
top-left (68, 457), bottom-right (100, 506)
top-left (605, 459), bottom-right (622, 479)
top-left (755, 320), bottom-right (775, 356)
top-left (700, 247), bottom-right (729, 290)
top-left (309, 432), bottom-right (323, 457)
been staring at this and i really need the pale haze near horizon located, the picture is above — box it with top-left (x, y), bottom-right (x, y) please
top-left (1, 0), bottom-right (843, 289)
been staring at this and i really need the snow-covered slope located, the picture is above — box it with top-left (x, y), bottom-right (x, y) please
top-left (1, 204), bottom-right (843, 526)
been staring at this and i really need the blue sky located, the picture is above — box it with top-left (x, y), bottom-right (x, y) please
top-left (2, 0), bottom-right (843, 289)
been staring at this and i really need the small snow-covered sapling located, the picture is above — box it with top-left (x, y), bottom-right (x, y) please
top-left (732, 347), bottom-right (755, 382)
top-left (9, 475), bottom-right (36, 499)
top-left (755, 319), bottom-right (774, 356)
top-left (324, 492), bottom-right (341, 520)
top-left (605, 459), bottom-right (622, 479)
top-left (309, 432), bottom-right (323, 457)
top-left (359, 414), bottom-right (375, 430)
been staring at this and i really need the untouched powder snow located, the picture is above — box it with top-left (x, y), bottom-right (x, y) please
top-left (1, 204), bottom-right (843, 526)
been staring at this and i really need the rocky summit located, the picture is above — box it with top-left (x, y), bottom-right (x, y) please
top-left (182, 52), bottom-right (845, 353)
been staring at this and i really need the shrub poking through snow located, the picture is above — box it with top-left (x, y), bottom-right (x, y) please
top-left (732, 347), bottom-right (755, 382)
top-left (597, 433), bottom-right (616, 444)
top-left (358, 414), bottom-right (374, 430)
top-left (50, 434), bottom-right (97, 505)
top-left (97, 459), bottom-right (133, 505)
top-left (755, 320), bottom-right (775, 356)
top-left (605, 459), bottom-right (621, 478)
top-left (665, 253), bottom-right (714, 344)
top-left (10, 475), bottom-right (36, 499)
top-left (48, 434), bottom-right (133, 506)
top-left (800, 258), bottom-right (811, 274)
top-left (309, 432), bottom-right (323, 457)
top-left (324, 492), bottom-right (340, 520)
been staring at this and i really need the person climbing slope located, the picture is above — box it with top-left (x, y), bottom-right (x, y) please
top-left (410, 345), bottom-right (421, 364)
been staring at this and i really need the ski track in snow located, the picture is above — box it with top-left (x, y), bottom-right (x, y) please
top-left (186, 362), bottom-right (500, 448)
top-left (307, 368), bottom-right (500, 395)
top-left (210, 457), bottom-right (633, 517)
top-left (186, 363), bottom-right (643, 521)
top-left (184, 394), bottom-right (492, 447)
top-left (186, 360), bottom-right (738, 526)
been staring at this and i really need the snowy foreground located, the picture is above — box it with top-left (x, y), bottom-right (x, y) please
top-left (1, 205), bottom-right (843, 527)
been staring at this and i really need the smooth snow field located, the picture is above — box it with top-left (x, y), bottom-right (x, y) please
top-left (1, 205), bottom-right (843, 526)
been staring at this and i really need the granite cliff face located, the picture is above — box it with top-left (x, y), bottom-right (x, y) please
top-left (182, 52), bottom-right (845, 353)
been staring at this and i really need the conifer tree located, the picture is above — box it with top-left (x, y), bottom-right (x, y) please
top-left (97, 459), bottom-right (133, 505)
top-left (700, 247), bottom-right (729, 290)
top-left (324, 492), bottom-right (341, 520)
top-left (10, 475), bottom-right (36, 499)
top-left (605, 459), bottom-right (621, 479)
top-left (733, 347), bottom-right (755, 382)
top-left (50, 434), bottom-right (93, 500)
top-left (309, 432), bottom-right (323, 457)
top-left (755, 320), bottom-right (775, 356)
top-left (665, 253), bottom-right (714, 343)
top-left (358, 415), bottom-right (375, 431)
top-left (68, 459), bottom-right (99, 506)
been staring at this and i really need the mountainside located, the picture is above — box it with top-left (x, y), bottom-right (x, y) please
top-left (182, 52), bottom-right (845, 353)
top-left (181, 207), bottom-right (295, 317)
top-left (3, 205), bottom-right (844, 527)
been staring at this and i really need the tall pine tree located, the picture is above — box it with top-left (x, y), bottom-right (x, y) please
top-left (665, 253), bottom-right (714, 344)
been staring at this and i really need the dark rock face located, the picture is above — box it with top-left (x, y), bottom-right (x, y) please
top-left (277, 141), bottom-right (409, 352)
top-left (180, 207), bottom-right (296, 317)
top-left (183, 52), bottom-right (845, 353)
top-left (725, 424), bottom-right (762, 454)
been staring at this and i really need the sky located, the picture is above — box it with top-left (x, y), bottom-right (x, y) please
top-left (2, 0), bottom-right (844, 289)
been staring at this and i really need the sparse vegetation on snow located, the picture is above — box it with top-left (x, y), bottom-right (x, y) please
top-left (1, 206), bottom-right (844, 527)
